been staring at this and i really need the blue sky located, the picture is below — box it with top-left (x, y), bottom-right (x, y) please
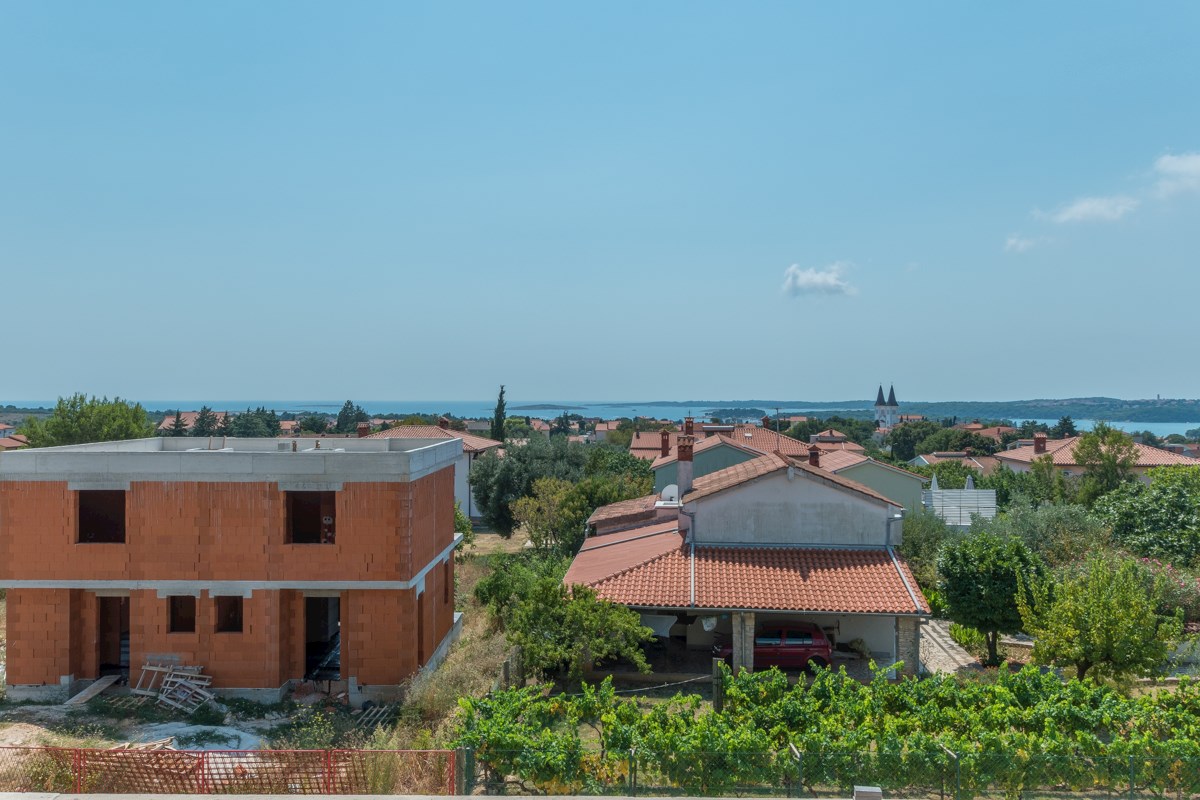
top-left (2, 2), bottom-right (1198, 404)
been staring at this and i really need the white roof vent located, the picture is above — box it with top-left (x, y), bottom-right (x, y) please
top-left (660, 484), bottom-right (679, 503)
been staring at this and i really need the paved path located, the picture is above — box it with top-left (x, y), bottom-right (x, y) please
top-left (920, 619), bottom-right (981, 675)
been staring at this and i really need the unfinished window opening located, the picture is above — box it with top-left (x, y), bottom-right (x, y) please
top-left (287, 491), bottom-right (336, 544)
top-left (215, 596), bottom-right (244, 633)
top-left (168, 596), bottom-right (196, 633)
top-left (304, 596), bottom-right (340, 680)
top-left (443, 560), bottom-right (451, 606)
top-left (417, 591), bottom-right (426, 666)
top-left (78, 490), bottom-right (126, 543)
top-left (97, 596), bottom-right (130, 675)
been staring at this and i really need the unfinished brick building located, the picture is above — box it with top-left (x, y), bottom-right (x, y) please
top-left (0, 436), bottom-right (464, 702)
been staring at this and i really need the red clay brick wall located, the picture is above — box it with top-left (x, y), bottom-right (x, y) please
top-left (5, 589), bottom-right (74, 685)
top-left (130, 590), bottom-right (285, 689)
top-left (0, 471), bottom-right (455, 584)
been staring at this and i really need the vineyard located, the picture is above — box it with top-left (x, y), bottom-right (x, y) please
top-left (455, 665), bottom-right (1200, 797)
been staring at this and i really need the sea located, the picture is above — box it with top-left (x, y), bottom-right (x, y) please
top-left (11, 399), bottom-right (1198, 439)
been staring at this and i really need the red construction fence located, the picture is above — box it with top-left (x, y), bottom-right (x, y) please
top-left (0, 746), bottom-right (456, 794)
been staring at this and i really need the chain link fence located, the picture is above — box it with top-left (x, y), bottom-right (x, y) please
top-left (0, 746), bottom-right (455, 794)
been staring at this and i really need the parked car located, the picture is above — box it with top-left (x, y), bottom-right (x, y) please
top-left (714, 621), bottom-right (832, 669)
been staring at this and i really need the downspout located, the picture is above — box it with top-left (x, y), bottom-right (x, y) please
top-left (679, 507), bottom-right (697, 608)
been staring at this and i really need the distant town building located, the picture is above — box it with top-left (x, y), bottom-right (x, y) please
top-left (874, 385), bottom-right (900, 429)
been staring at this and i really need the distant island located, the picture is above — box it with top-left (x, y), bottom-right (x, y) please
top-left (510, 404), bottom-right (588, 412)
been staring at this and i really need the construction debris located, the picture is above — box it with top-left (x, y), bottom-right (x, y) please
top-left (64, 674), bottom-right (121, 706)
top-left (356, 702), bottom-right (398, 730)
top-left (132, 657), bottom-right (217, 715)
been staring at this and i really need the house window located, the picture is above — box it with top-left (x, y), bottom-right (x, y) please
top-left (286, 491), bottom-right (336, 544)
top-left (78, 490), bottom-right (126, 543)
top-left (215, 596), bottom-right (244, 633)
top-left (169, 596), bottom-right (196, 633)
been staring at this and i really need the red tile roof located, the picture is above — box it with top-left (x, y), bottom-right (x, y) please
top-left (568, 536), bottom-right (927, 614)
top-left (366, 425), bottom-right (502, 453)
top-left (154, 411), bottom-right (228, 431)
top-left (720, 426), bottom-right (810, 456)
top-left (629, 429), bottom-right (710, 460)
top-left (650, 434), bottom-right (762, 469)
top-left (995, 436), bottom-right (1200, 468)
top-left (814, 450), bottom-right (869, 472)
top-left (682, 453), bottom-right (900, 508)
top-left (586, 494), bottom-right (660, 527)
top-left (916, 451), bottom-right (1001, 475)
top-left (0, 423), bottom-right (13, 432)
top-left (0, 437), bottom-right (28, 451)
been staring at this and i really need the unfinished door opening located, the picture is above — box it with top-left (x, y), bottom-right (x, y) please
top-left (304, 596), bottom-right (340, 680)
top-left (287, 491), bottom-right (336, 544)
top-left (416, 591), bottom-right (426, 667)
top-left (97, 596), bottom-right (130, 676)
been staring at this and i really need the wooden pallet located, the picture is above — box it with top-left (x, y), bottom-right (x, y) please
top-left (133, 663), bottom-right (208, 697)
top-left (156, 677), bottom-right (215, 714)
top-left (356, 702), bottom-right (398, 730)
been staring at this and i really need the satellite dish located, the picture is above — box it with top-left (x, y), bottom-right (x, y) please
top-left (660, 484), bottom-right (679, 503)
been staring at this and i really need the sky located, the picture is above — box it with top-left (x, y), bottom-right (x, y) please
top-left (2, 2), bottom-right (1199, 404)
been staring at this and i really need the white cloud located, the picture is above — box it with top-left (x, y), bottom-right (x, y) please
top-left (1044, 195), bottom-right (1139, 223)
top-left (1004, 234), bottom-right (1037, 253)
top-left (1153, 152), bottom-right (1200, 197)
top-left (781, 262), bottom-right (857, 297)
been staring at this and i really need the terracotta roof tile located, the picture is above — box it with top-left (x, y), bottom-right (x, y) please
top-left (0, 437), bottom-right (28, 451)
top-left (572, 540), bottom-right (927, 614)
top-left (366, 425), bottom-right (502, 453)
top-left (996, 437), bottom-right (1200, 468)
top-left (720, 427), bottom-right (810, 456)
top-left (813, 450), bottom-right (869, 472)
top-left (564, 523), bottom-right (684, 590)
top-left (682, 452), bottom-right (901, 508)
top-left (586, 494), bottom-right (660, 526)
top-left (650, 434), bottom-right (762, 469)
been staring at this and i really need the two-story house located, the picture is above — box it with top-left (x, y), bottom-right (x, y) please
top-left (0, 436), bottom-right (463, 704)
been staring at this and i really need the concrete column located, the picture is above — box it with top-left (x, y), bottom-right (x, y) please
top-left (731, 611), bottom-right (756, 673)
top-left (897, 616), bottom-right (920, 676)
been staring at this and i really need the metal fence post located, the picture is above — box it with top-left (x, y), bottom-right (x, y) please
top-left (789, 744), bottom-right (803, 797)
top-left (629, 747), bottom-right (638, 796)
top-left (197, 751), bottom-right (208, 794)
top-left (73, 748), bottom-right (83, 794)
top-left (713, 658), bottom-right (725, 713)
top-left (939, 743), bottom-right (959, 800)
top-left (1129, 754), bottom-right (1135, 800)
top-left (323, 749), bottom-right (333, 794)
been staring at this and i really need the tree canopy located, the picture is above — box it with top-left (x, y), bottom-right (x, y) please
top-left (19, 393), bottom-right (155, 447)
top-left (938, 532), bottom-right (1041, 664)
top-left (334, 400), bottom-right (369, 434)
top-left (1019, 555), bottom-right (1183, 680)
top-left (490, 385), bottom-right (507, 443)
top-left (1094, 465), bottom-right (1200, 566)
top-left (1073, 422), bottom-right (1139, 504)
top-left (191, 406), bottom-right (220, 437)
top-left (469, 436), bottom-right (589, 534)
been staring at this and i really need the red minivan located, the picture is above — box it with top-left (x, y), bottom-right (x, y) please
top-left (714, 621), bottom-right (832, 670)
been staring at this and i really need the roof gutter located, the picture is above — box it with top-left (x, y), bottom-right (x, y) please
top-left (887, 545), bottom-right (925, 614)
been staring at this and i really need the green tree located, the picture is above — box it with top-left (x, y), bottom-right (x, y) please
top-left (297, 413), bottom-right (329, 433)
top-left (1073, 422), bottom-right (1139, 504)
top-left (191, 406), bottom-right (219, 437)
top-left (469, 436), bottom-right (589, 535)
top-left (914, 428), bottom-right (1000, 457)
top-left (550, 411), bottom-right (572, 437)
top-left (972, 501), bottom-right (1109, 568)
top-left (334, 400), bottom-right (369, 434)
top-left (1019, 555), bottom-right (1183, 680)
top-left (453, 499), bottom-right (476, 560)
top-left (885, 420), bottom-right (944, 461)
top-left (228, 406), bottom-right (281, 437)
top-left (938, 532), bottom-right (1041, 664)
top-left (1051, 416), bottom-right (1078, 438)
top-left (896, 509), bottom-right (959, 588)
top-left (19, 393), bottom-right (155, 447)
top-left (168, 410), bottom-right (188, 437)
top-left (1094, 465), bottom-right (1200, 565)
top-left (511, 477), bottom-right (576, 551)
top-left (490, 385), bottom-right (507, 443)
top-left (509, 579), bottom-right (653, 679)
top-left (216, 410), bottom-right (235, 436)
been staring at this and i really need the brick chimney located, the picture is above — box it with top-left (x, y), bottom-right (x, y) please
top-left (660, 429), bottom-right (670, 457)
top-left (684, 417), bottom-right (694, 436)
top-left (438, 417), bottom-right (450, 430)
top-left (808, 447), bottom-right (821, 468)
top-left (357, 421), bottom-right (371, 438)
top-left (1033, 432), bottom-right (1047, 455)
top-left (761, 415), bottom-right (771, 429)
top-left (677, 434), bottom-right (695, 497)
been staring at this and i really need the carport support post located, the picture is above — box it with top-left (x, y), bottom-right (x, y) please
top-left (731, 611), bottom-right (755, 673)
top-left (712, 658), bottom-right (725, 712)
